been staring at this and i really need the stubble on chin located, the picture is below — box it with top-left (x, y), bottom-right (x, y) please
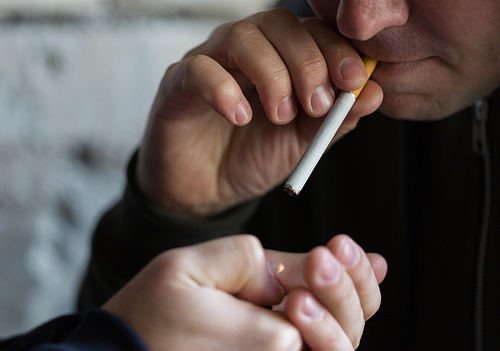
top-left (378, 79), bottom-right (499, 121)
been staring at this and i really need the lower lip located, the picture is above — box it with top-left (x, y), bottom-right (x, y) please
top-left (370, 58), bottom-right (436, 94)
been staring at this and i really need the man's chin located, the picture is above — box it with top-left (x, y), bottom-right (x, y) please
top-left (377, 94), bottom-right (464, 122)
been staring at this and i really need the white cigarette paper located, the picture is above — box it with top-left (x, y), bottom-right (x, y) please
top-left (284, 56), bottom-right (378, 196)
top-left (283, 91), bottom-right (356, 196)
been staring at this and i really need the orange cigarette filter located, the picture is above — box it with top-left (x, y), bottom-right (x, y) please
top-left (350, 56), bottom-right (378, 98)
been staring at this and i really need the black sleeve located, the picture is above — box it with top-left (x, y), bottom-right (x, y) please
top-left (78, 151), bottom-right (261, 310)
top-left (0, 309), bottom-right (148, 351)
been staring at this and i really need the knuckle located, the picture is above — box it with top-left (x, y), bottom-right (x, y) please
top-left (183, 54), bottom-right (234, 100)
top-left (161, 61), bottom-right (185, 98)
top-left (335, 285), bottom-right (358, 311)
top-left (321, 36), bottom-right (352, 58)
top-left (154, 248), bottom-right (193, 281)
top-left (254, 312), bottom-right (302, 351)
top-left (233, 234), bottom-right (266, 272)
top-left (267, 65), bottom-right (291, 85)
top-left (226, 20), bottom-right (261, 47)
top-left (270, 325), bottom-right (302, 351)
top-left (182, 54), bottom-right (214, 92)
top-left (211, 77), bottom-right (236, 100)
top-left (257, 7), bottom-right (296, 23)
top-left (184, 54), bottom-right (211, 77)
top-left (297, 55), bottom-right (326, 77)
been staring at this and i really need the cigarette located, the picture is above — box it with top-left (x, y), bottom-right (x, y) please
top-left (284, 56), bottom-right (378, 196)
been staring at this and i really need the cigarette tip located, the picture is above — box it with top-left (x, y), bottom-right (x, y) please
top-left (283, 184), bottom-right (299, 197)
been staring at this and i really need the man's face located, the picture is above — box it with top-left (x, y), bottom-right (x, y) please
top-left (307, 0), bottom-right (500, 120)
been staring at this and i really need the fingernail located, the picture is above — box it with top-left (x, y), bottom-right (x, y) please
top-left (266, 262), bottom-right (285, 296)
top-left (235, 102), bottom-right (251, 125)
top-left (277, 96), bottom-right (296, 121)
top-left (340, 59), bottom-right (365, 80)
top-left (310, 85), bottom-right (333, 113)
top-left (303, 295), bottom-right (323, 319)
top-left (320, 253), bottom-right (341, 283)
top-left (339, 238), bottom-right (360, 268)
top-left (267, 273), bottom-right (285, 296)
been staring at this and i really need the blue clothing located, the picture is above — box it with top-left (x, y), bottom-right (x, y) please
top-left (0, 309), bottom-right (148, 351)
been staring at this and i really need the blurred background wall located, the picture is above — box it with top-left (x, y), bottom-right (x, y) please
top-left (0, 0), bottom-right (274, 338)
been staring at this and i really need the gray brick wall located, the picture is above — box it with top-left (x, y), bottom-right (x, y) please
top-left (0, 0), bottom-right (275, 19)
top-left (0, 0), bottom-right (272, 338)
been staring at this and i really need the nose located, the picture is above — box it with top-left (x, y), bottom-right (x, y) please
top-left (336, 0), bottom-right (410, 41)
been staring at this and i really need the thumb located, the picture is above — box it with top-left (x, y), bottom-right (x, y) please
top-left (265, 250), bottom-right (308, 293)
top-left (172, 234), bottom-right (285, 306)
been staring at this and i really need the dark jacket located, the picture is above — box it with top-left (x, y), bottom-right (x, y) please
top-left (0, 309), bottom-right (148, 351)
top-left (78, 84), bottom-right (500, 351)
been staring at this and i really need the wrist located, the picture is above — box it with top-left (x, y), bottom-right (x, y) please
top-left (135, 151), bottom-right (236, 219)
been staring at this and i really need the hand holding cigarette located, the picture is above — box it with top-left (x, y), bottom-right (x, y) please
top-left (136, 8), bottom-right (383, 218)
top-left (284, 56), bottom-right (378, 196)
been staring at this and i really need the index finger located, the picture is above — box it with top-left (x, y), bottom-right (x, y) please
top-left (301, 16), bottom-right (367, 92)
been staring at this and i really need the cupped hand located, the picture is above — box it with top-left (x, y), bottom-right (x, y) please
top-left (136, 8), bottom-right (383, 217)
top-left (103, 234), bottom-right (387, 351)
top-left (103, 235), bottom-right (299, 351)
